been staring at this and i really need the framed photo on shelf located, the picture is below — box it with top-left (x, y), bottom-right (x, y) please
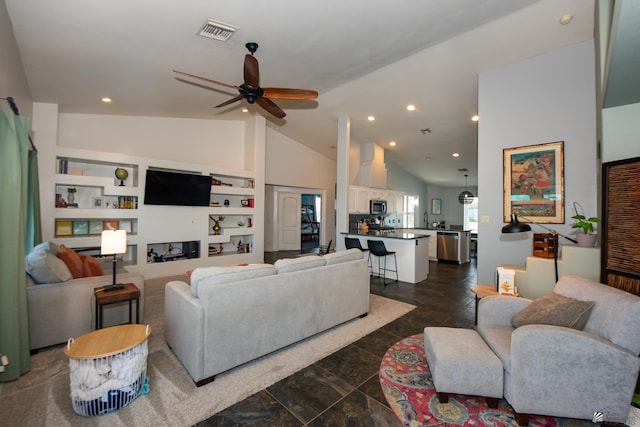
top-left (103, 220), bottom-right (119, 231)
top-left (503, 141), bottom-right (564, 224)
top-left (72, 221), bottom-right (89, 235)
top-left (431, 198), bottom-right (442, 215)
top-left (119, 220), bottom-right (132, 233)
top-left (55, 220), bottom-right (73, 236)
top-left (89, 221), bottom-right (103, 235)
top-left (92, 197), bottom-right (103, 208)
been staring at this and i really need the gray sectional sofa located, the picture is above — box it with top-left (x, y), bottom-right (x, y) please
top-left (164, 249), bottom-right (370, 385)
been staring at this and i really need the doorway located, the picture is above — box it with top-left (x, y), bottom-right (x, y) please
top-left (265, 185), bottom-right (327, 253)
top-left (301, 194), bottom-right (321, 252)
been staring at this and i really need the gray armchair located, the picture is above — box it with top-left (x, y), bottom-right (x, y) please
top-left (477, 275), bottom-right (640, 425)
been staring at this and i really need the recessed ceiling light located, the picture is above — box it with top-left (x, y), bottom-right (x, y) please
top-left (389, 141), bottom-right (396, 146)
top-left (452, 153), bottom-right (460, 157)
top-left (101, 97), bottom-right (112, 103)
top-left (406, 104), bottom-right (416, 111)
top-left (367, 116), bottom-right (375, 121)
top-left (242, 108), bottom-right (249, 113)
top-left (559, 13), bottom-right (573, 25)
top-left (471, 115), bottom-right (479, 122)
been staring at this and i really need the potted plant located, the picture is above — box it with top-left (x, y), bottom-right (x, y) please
top-left (67, 187), bottom-right (77, 204)
top-left (570, 213), bottom-right (600, 247)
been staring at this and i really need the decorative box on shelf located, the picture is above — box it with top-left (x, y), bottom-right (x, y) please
top-left (532, 233), bottom-right (558, 258)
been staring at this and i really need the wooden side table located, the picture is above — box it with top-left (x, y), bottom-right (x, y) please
top-left (470, 285), bottom-right (519, 325)
top-left (94, 283), bottom-right (140, 330)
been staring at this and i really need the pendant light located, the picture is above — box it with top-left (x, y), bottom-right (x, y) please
top-left (458, 174), bottom-right (474, 204)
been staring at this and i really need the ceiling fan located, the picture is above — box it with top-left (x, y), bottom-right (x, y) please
top-left (174, 42), bottom-right (318, 119)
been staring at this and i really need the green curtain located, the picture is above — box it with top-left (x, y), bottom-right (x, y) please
top-left (26, 150), bottom-right (42, 253)
top-left (0, 108), bottom-right (32, 381)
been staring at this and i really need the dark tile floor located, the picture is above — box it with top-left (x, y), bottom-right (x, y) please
top-left (197, 254), bottom-right (478, 426)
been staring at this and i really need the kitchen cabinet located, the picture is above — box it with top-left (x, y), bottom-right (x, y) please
top-left (369, 188), bottom-right (385, 200)
top-left (348, 186), bottom-right (370, 213)
top-left (385, 191), bottom-right (405, 213)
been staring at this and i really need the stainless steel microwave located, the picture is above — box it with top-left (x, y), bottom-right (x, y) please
top-left (370, 199), bottom-right (387, 215)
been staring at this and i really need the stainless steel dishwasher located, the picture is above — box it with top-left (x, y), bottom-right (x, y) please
top-left (437, 231), bottom-right (459, 262)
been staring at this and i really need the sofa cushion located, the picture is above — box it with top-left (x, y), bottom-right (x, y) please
top-left (25, 244), bottom-right (73, 284)
top-left (323, 248), bottom-right (364, 265)
top-left (511, 291), bottom-right (594, 330)
top-left (274, 255), bottom-right (325, 273)
top-left (57, 244), bottom-right (85, 279)
top-left (190, 263), bottom-right (276, 297)
top-left (80, 255), bottom-right (104, 277)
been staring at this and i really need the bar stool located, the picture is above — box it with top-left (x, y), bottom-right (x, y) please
top-left (345, 237), bottom-right (372, 275)
top-left (367, 239), bottom-right (398, 286)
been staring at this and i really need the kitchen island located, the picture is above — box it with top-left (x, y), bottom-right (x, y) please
top-left (341, 230), bottom-right (429, 283)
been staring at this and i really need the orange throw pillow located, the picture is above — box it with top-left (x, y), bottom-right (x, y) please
top-left (81, 254), bottom-right (105, 277)
top-left (57, 244), bottom-right (84, 279)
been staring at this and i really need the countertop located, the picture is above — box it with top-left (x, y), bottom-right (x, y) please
top-left (342, 230), bottom-right (429, 240)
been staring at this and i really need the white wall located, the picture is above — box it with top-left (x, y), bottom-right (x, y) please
top-left (601, 103), bottom-right (640, 162)
top-left (265, 127), bottom-right (337, 248)
top-left (477, 40), bottom-right (598, 284)
top-left (0, 0), bottom-right (32, 118)
top-left (34, 106), bottom-right (266, 278)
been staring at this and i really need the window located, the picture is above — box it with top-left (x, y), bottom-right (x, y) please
top-left (464, 197), bottom-right (478, 233)
top-left (402, 195), bottom-right (418, 228)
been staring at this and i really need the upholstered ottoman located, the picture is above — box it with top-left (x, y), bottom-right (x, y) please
top-left (424, 327), bottom-right (503, 407)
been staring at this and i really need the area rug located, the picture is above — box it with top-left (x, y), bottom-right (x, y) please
top-left (379, 334), bottom-right (596, 427)
top-left (0, 275), bottom-right (415, 427)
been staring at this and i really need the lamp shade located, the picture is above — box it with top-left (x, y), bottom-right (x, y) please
top-left (501, 214), bottom-right (532, 233)
top-left (101, 229), bottom-right (127, 255)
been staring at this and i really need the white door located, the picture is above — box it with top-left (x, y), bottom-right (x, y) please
top-left (278, 192), bottom-right (301, 251)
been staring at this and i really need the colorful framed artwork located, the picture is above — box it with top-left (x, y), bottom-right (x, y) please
top-left (431, 198), bottom-right (441, 215)
top-left (503, 141), bottom-right (564, 224)
top-left (55, 220), bottom-right (73, 236)
top-left (89, 221), bottom-right (103, 235)
top-left (72, 220), bottom-right (89, 235)
top-left (103, 220), bottom-right (119, 231)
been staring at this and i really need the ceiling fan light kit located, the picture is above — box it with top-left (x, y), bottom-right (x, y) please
top-left (174, 42), bottom-right (318, 119)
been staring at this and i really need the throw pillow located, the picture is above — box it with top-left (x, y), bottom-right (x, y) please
top-left (81, 255), bottom-right (104, 277)
top-left (274, 256), bottom-right (325, 273)
top-left (511, 291), bottom-right (595, 330)
top-left (25, 245), bottom-right (73, 284)
top-left (57, 244), bottom-right (85, 279)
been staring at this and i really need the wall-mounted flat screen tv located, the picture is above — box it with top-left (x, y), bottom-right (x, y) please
top-left (144, 169), bottom-right (212, 206)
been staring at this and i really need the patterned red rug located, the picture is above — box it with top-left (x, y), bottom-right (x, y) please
top-left (379, 334), bottom-right (593, 426)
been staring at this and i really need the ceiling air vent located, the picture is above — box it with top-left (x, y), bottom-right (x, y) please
top-left (198, 19), bottom-right (238, 42)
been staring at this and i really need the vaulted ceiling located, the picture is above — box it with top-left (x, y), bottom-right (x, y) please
top-left (5, 0), bottom-right (595, 186)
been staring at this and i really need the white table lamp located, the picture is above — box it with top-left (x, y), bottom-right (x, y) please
top-left (101, 229), bottom-right (127, 291)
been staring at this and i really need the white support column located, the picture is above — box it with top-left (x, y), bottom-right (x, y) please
top-left (336, 114), bottom-right (350, 251)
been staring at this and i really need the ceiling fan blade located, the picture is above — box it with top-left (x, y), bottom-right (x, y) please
top-left (262, 88), bottom-right (318, 100)
top-left (244, 54), bottom-right (259, 88)
top-left (257, 97), bottom-right (286, 119)
top-left (173, 70), bottom-right (238, 90)
top-left (215, 95), bottom-right (244, 108)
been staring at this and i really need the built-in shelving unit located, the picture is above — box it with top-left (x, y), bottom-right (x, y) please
top-left (49, 151), bottom-right (260, 275)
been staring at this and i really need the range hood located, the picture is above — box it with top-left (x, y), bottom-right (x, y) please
top-left (354, 142), bottom-right (387, 189)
